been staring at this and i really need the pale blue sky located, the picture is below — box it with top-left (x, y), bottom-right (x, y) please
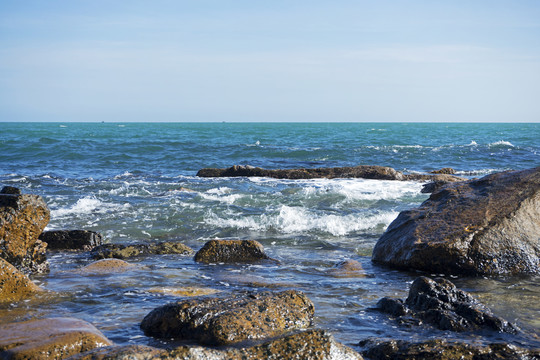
top-left (1, 1), bottom-right (539, 122)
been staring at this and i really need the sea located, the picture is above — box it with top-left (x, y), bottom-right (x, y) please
top-left (1, 122), bottom-right (539, 350)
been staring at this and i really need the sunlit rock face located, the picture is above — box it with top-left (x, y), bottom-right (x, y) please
top-left (0, 191), bottom-right (50, 274)
top-left (372, 167), bottom-right (540, 276)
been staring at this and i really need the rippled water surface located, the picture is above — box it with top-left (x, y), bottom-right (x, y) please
top-left (1, 122), bottom-right (539, 350)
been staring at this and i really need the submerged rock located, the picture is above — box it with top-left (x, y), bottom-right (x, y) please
top-left (0, 317), bottom-right (112, 360)
top-left (372, 167), bottom-right (540, 275)
top-left (327, 259), bottom-right (366, 277)
top-left (360, 338), bottom-right (540, 360)
top-left (40, 230), bottom-right (103, 251)
top-left (376, 277), bottom-right (517, 333)
top-left (70, 330), bottom-right (362, 360)
top-left (194, 239), bottom-right (274, 264)
top-left (80, 259), bottom-right (135, 273)
top-left (0, 257), bottom-right (42, 303)
top-left (0, 193), bottom-right (50, 273)
top-left (90, 241), bottom-right (193, 259)
top-left (141, 290), bottom-right (314, 346)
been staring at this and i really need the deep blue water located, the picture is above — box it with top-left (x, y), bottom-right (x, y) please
top-left (1, 122), bottom-right (539, 350)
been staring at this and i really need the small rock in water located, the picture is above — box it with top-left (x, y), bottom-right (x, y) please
top-left (141, 290), bottom-right (314, 345)
top-left (194, 239), bottom-right (275, 264)
top-left (0, 317), bottom-right (112, 359)
top-left (90, 241), bottom-right (194, 260)
top-left (376, 276), bottom-right (517, 333)
top-left (39, 229), bottom-right (103, 251)
top-left (327, 259), bottom-right (366, 277)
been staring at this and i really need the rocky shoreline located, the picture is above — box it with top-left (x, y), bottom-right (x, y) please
top-left (1, 166), bottom-right (539, 359)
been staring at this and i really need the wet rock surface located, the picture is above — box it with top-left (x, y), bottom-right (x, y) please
top-left (70, 330), bottom-right (362, 360)
top-left (372, 167), bottom-right (540, 275)
top-left (140, 290), bottom-right (315, 346)
top-left (359, 338), bottom-right (540, 360)
top-left (90, 241), bottom-right (193, 260)
top-left (197, 165), bottom-right (465, 185)
top-left (0, 192), bottom-right (50, 273)
top-left (0, 257), bottom-right (42, 303)
top-left (40, 230), bottom-right (103, 251)
top-left (194, 239), bottom-right (274, 263)
top-left (0, 317), bottom-right (112, 360)
top-left (197, 164), bottom-right (405, 180)
top-left (377, 277), bottom-right (517, 333)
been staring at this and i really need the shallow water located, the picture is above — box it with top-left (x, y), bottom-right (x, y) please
top-left (1, 122), bottom-right (539, 351)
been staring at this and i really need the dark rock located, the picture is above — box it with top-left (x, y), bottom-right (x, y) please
top-left (0, 193), bottom-right (50, 273)
top-left (376, 277), bottom-right (517, 334)
top-left (194, 239), bottom-right (273, 264)
top-left (359, 338), bottom-right (540, 360)
top-left (140, 290), bottom-right (315, 346)
top-left (90, 241), bottom-right (193, 260)
top-left (0, 257), bottom-right (42, 303)
top-left (0, 317), bottom-right (112, 360)
top-left (40, 230), bottom-right (103, 251)
top-left (197, 165), bottom-right (405, 180)
top-left (377, 297), bottom-right (409, 317)
top-left (430, 167), bottom-right (457, 175)
top-left (70, 330), bottom-right (362, 360)
top-left (0, 186), bottom-right (21, 194)
top-left (372, 167), bottom-right (540, 275)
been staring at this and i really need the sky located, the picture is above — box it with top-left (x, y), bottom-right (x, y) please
top-left (1, 1), bottom-right (540, 122)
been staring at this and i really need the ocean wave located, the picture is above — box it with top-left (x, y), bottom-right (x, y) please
top-left (299, 179), bottom-right (424, 202)
top-left (50, 196), bottom-right (131, 219)
top-left (488, 140), bottom-right (514, 148)
top-left (204, 205), bottom-right (398, 237)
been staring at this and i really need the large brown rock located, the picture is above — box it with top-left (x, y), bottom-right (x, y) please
top-left (0, 317), bottom-right (112, 360)
top-left (0, 193), bottom-right (50, 273)
top-left (140, 290), bottom-right (315, 346)
top-left (70, 330), bottom-right (362, 360)
top-left (372, 167), bottom-right (540, 275)
top-left (0, 257), bottom-right (42, 303)
top-left (40, 230), bottom-right (103, 251)
top-left (194, 239), bottom-right (273, 263)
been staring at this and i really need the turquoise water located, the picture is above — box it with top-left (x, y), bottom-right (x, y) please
top-left (1, 122), bottom-right (539, 350)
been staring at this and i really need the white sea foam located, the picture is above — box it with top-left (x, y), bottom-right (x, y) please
top-left (488, 140), bottom-right (514, 147)
top-left (300, 179), bottom-right (423, 202)
top-left (50, 197), bottom-right (130, 219)
top-left (200, 187), bottom-right (244, 204)
top-left (205, 205), bottom-right (399, 237)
